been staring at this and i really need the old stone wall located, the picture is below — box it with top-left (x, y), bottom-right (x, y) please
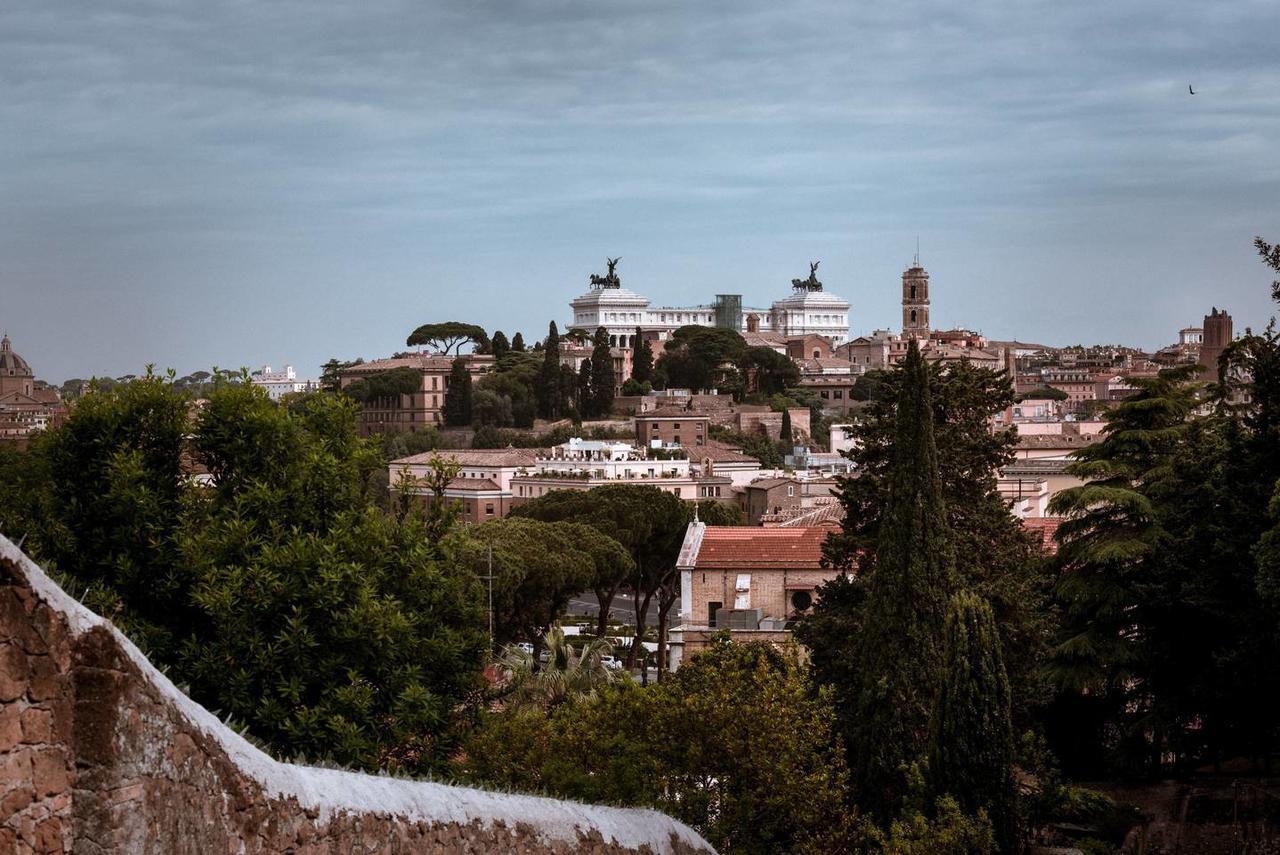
top-left (0, 534), bottom-right (714, 854)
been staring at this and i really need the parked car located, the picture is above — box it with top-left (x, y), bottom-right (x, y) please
top-left (599, 655), bottom-right (622, 670)
top-left (515, 642), bottom-right (534, 655)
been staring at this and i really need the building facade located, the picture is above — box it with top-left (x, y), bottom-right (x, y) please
top-left (251, 364), bottom-right (319, 401)
top-left (669, 523), bottom-right (839, 669)
top-left (338, 353), bottom-right (496, 434)
top-left (567, 261), bottom-right (851, 348)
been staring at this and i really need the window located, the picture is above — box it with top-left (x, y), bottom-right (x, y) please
top-left (786, 485), bottom-right (795, 497)
top-left (708, 601), bottom-right (723, 627)
top-left (813, 349), bottom-right (820, 358)
top-left (734, 574), bottom-right (751, 609)
top-left (673, 422), bottom-right (680, 429)
top-left (485, 504), bottom-right (495, 516)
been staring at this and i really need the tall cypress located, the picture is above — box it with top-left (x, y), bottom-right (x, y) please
top-left (631, 327), bottom-right (653, 383)
top-left (559, 364), bottom-right (578, 420)
top-left (577, 358), bottom-right (594, 418)
top-left (511, 332), bottom-right (526, 352)
top-left (491, 330), bottom-right (510, 361)
top-left (443, 358), bottom-right (472, 426)
top-left (780, 408), bottom-right (793, 444)
top-left (590, 327), bottom-right (616, 417)
top-left (539, 322), bottom-right (561, 420)
top-left (853, 338), bottom-right (955, 820)
top-left (931, 591), bottom-right (1017, 853)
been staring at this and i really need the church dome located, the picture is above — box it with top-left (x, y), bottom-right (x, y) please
top-left (0, 335), bottom-right (33, 377)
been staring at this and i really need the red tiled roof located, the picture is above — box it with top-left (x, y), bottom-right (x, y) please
top-left (445, 477), bottom-right (502, 492)
top-left (693, 527), bottom-right (828, 569)
top-left (1022, 517), bottom-right (1064, 554)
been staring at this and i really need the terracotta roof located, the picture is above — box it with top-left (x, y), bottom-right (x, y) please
top-left (695, 442), bottom-right (759, 465)
top-left (690, 527), bottom-right (828, 569)
top-left (1022, 517), bottom-right (1065, 554)
top-left (446, 477), bottom-right (503, 492)
top-left (776, 502), bottom-right (845, 528)
top-left (746, 477), bottom-right (797, 490)
top-left (1016, 433), bottom-right (1102, 449)
top-left (393, 448), bottom-right (539, 467)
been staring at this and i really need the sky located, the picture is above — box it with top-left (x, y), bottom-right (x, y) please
top-left (2, 0), bottom-right (1279, 383)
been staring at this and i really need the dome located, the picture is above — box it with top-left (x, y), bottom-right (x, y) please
top-left (771, 289), bottom-right (850, 310)
top-left (0, 335), bottom-right (33, 377)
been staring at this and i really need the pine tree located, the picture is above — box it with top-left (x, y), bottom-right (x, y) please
top-left (491, 330), bottom-right (510, 361)
top-left (780, 408), bottom-right (793, 444)
top-left (577, 358), bottom-right (594, 418)
top-left (538, 322), bottom-right (561, 420)
top-left (511, 332), bottom-right (526, 352)
top-left (444, 358), bottom-right (472, 426)
top-left (631, 328), bottom-right (653, 383)
top-left (591, 327), bottom-right (615, 417)
top-left (930, 591), bottom-right (1017, 853)
top-left (852, 339), bottom-right (955, 820)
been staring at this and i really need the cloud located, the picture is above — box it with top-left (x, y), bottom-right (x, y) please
top-left (1, 0), bottom-right (1278, 380)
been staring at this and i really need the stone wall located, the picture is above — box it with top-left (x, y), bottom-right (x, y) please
top-left (0, 534), bottom-right (714, 854)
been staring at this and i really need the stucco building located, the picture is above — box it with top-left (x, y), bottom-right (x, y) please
top-left (669, 523), bottom-right (839, 669)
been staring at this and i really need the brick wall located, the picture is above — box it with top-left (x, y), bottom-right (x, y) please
top-left (0, 534), bottom-right (713, 854)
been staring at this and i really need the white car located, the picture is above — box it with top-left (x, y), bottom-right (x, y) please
top-left (515, 642), bottom-right (534, 655)
top-left (599, 655), bottom-right (622, 670)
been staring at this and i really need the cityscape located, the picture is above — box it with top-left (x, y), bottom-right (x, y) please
top-left (3, 1), bottom-right (1280, 854)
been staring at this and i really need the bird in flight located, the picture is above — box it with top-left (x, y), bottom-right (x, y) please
top-left (1189, 84), bottom-right (1196, 95)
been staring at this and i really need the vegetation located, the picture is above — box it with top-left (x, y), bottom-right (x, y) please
top-left (442, 357), bottom-right (472, 426)
top-left (405, 321), bottom-right (489, 354)
top-left (1, 377), bottom-right (487, 774)
top-left (655, 325), bottom-right (746, 393)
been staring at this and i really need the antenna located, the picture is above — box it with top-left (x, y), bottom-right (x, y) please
top-left (914, 236), bottom-right (920, 267)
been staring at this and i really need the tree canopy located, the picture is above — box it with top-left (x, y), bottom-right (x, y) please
top-left (406, 321), bottom-right (489, 354)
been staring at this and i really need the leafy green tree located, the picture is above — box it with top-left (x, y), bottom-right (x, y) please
top-left (656, 325), bottom-right (746, 393)
top-left (459, 639), bottom-right (857, 855)
top-left (28, 370), bottom-right (192, 651)
top-left (631, 328), bottom-right (653, 383)
top-left (340, 366), bottom-right (421, 403)
top-left (443, 357), bottom-right (472, 426)
top-left (509, 490), bottom-right (637, 637)
top-left (406, 321), bottom-right (489, 355)
top-left (471, 389), bottom-right (513, 428)
top-left (181, 505), bottom-right (486, 773)
top-left (447, 518), bottom-right (597, 649)
top-left (930, 592), bottom-right (1017, 853)
top-left (511, 331), bottom-right (526, 352)
top-left (740, 346), bottom-right (800, 396)
top-left (590, 327), bottom-right (616, 416)
top-left (490, 330), bottom-right (510, 360)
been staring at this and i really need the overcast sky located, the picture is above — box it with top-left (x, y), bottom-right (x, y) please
top-left (3, 0), bottom-right (1278, 382)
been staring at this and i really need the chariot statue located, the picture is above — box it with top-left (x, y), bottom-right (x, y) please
top-left (791, 260), bottom-right (823, 292)
top-left (589, 256), bottom-right (623, 288)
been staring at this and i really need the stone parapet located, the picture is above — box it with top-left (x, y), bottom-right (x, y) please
top-left (0, 533), bottom-right (713, 854)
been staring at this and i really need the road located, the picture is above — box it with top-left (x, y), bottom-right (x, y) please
top-left (566, 590), bottom-right (661, 627)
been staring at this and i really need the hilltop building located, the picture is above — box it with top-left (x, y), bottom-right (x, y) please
top-left (251, 364), bottom-right (318, 401)
top-left (337, 353), bottom-right (495, 434)
top-left (0, 334), bottom-right (65, 446)
top-left (567, 260), bottom-right (851, 348)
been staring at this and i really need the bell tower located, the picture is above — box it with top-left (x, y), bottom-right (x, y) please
top-left (902, 258), bottom-right (930, 338)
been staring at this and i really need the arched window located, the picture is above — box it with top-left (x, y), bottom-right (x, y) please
top-left (911, 309), bottom-right (917, 325)
top-left (910, 285), bottom-right (917, 299)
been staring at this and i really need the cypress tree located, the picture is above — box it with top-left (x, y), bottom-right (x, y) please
top-left (853, 338), bottom-right (955, 820)
top-left (590, 327), bottom-right (615, 417)
top-left (631, 327), bottom-right (653, 383)
top-left (559, 364), bottom-right (578, 420)
top-left (491, 331), bottom-right (510, 361)
top-left (443, 358), bottom-right (472, 426)
top-left (511, 331), bottom-right (526, 352)
top-left (780, 408), bottom-right (793, 444)
top-left (539, 322), bottom-right (561, 420)
top-left (931, 591), bottom-right (1017, 853)
top-left (577, 358), bottom-right (594, 418)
